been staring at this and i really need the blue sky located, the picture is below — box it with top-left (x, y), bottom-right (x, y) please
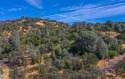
top-left (0, 0), bottom-right (125, 23)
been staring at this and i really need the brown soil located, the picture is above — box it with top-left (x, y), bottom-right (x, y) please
top-left (97, 53), bottom-right (125, 79)
top-left (97, 54), bottom-right (125, 69)
top-left (101, 31), bottom-right (120, 37)
top-left (3, 66), bottom-right (10, 79)
top-left (35, 21), bottom-right (44, 26)
top-left (121, 44), bottom-right (125, 49)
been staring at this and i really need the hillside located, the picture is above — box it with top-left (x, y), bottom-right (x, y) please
top-left (0, 17), bottom-right (125, 79)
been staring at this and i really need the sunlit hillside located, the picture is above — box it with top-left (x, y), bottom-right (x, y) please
top-left (0, 17), bottom-right (125, 79)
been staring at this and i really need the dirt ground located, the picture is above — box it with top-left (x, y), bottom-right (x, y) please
top-left (97, 54), bottom-right (125, 69)
top-left (97, 53), bottom-right (125, 79)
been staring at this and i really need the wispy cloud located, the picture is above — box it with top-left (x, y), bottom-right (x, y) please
top-left (8, 8), bottom-right (22, 11)
top-left (8, 5), bottom-right (27, 12)
top-left (44, 14), bottom-right (83, 23)
top-left (60, 4), bottom-right (98, 11)
top-left (15, 5), bottom-right (28, 9)
top-left (24, 0), bottom-right (42, 9)
top-left (43, 2), bottom-right (125, 23)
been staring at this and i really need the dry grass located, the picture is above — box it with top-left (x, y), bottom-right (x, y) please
top-left (26, 70), bottom-right (38, 79)
top-left (97, 54), bottom-right (125, 79)
top-left (70, 40), bottom-right (75, 44)
top-left (3, 66), bottom-right (10, 79)
top-left (18, 26), bottom-right (23, 32)
top-left (97, 54), bottom-right (125, 69)
top-left (106, 72), bottom-right (122, 79)
top-left (101, 31), bottom-right (120, 37)
top-left (18, 20), bottom-right (26, 23)
top-left (2, 31), bottom-right (12, 38)
top-left (47, 52), bottom-right (52, 57)
top-left (58, 70), bottom-right (63, 74)
top-left (35, 21), bottom-right (45, 26)
top-left (121, 44), bottom-right (125, 49)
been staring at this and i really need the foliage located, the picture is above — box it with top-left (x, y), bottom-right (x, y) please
top-left (9, 66), bottom-right (26, 79)
top-left (11, 30), bottom-right (20, 49)
top-left (75, 31), bottom-right (99, 54)
top-left (108, 50), bottom-right (118, 58)
top-left (113, 59), bottom-right (125, 78)
top-left (81, 53), bottom-right (98, 68)
top-left (96, 38), bottom-right (108, 59)
top-left (0, 17), bottom-right (125, 79)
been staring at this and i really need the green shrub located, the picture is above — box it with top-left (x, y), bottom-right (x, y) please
top-left (108, 50), bottom-right (118, 58)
